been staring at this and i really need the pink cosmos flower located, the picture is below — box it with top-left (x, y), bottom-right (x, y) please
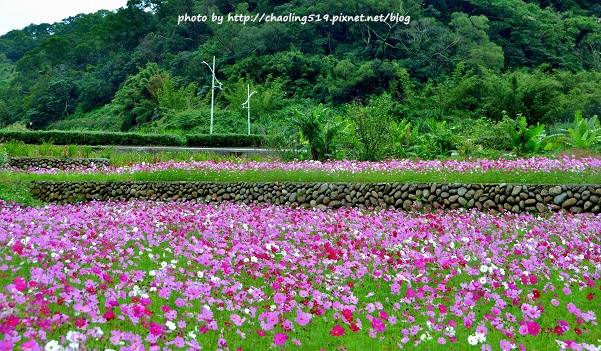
top-left (21, 340), bottom-right (39, 351)
top-left (295, 311), bottom-right (311, 326)
top-left (274, 293), bottom-right (286, 304)
top-left (274, 333), bottom-right (289, 345)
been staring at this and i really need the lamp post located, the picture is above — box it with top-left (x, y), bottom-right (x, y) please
top-left (242, 84), bottom-right (257, 135)
top-left (202, 56), bottom-right (223, 134)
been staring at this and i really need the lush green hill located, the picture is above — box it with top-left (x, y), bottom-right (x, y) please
top-left (1, 0), bottom-right (600, 159)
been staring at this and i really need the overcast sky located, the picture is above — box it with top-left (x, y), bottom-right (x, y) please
top-left (0, 0), bottom-right (128, 36)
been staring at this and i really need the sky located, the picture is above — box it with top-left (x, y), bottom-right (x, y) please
top-left (0, 0), bottom-right (129, 36)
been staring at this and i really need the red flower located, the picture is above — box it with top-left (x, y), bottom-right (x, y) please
top-left (533, 289), bottom-right (541, 299)
top-left (342, 309), bottom-right (353, 322)
top-left (587, 293), bottom-right (594, 301)
top-left (350, 323), bottom-right (360, 332)
top-left (329, 324), bottom-right (345, 336)
top-left (103, 309), bottom-right (115, 321)
top-left (74, 318), bottom-right (87, 328)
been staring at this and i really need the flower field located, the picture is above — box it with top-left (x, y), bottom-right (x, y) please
top-left (4, 156), bottom-right (601, 176)
top-left (1, 199), bottom-right (600, 350)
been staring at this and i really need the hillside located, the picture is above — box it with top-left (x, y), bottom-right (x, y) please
top-left (0, 0), bottom-right (600, 159)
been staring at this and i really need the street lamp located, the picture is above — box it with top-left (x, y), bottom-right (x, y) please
top-left (241, 84), bottom-right (257, 135)
top-left (202, 56), bottom-right (223, 134)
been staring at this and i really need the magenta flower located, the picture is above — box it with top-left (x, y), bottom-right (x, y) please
top-left (527, 321), bottom-right (540, 336)
top-left (274, 333), bottom-right (289, 345)
top-left (372, 318), bottom-right (386, 333)
top-left (21, 340), bottom-right (39, 351)
top-left (329, 324), bottom-right (345, 336)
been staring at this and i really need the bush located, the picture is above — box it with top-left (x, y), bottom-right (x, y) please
top-left (0, 130), bottom-right (266, 148)
top-left (0, 130), bottom-right (186, 146)
top-left (0, 147), bottom-right (8, 167)
top-left (186, 134), bottom-right (264, 147)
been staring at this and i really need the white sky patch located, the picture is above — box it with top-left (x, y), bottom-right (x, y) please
top-left (0, 0), bottom-right (128, 36)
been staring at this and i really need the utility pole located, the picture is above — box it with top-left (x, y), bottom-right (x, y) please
top-left (202, 56), bottom-right (223, 134)
top-left (242, 84), bottom-right (257, 135)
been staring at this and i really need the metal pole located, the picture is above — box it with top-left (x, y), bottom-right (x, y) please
top-left (203, 56), bottom-right (222, 135)
top-left (210, 56), bottom-right (215, 134)
top-left (242, 84), bottom-right (257, 136)
top-left (247, 84), bottom-right (251, 135)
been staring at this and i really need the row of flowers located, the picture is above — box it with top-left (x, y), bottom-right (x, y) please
top-left (2, 155), bottom-right (601, 175)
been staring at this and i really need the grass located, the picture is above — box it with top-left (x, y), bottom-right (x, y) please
top-left (2, 168), bottom-right (600, 185)
top-left (0, 179), bottom-right (44, 207)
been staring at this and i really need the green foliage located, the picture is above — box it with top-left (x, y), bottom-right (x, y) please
top-left (114, 62), bottom-right (169, 131)
top-left (2, 0), bottom-right (601, 159)
top-left (453, 117), bottom-right (515, 156)
top-left (504, 112), bottom-right (553, 155)
top-left (0, 129), bottom-right (264, 148)
top-left (0, 130), bottom-right (186, 146)
top-left (392, 119), bottom-right (428, 158)
top-left (186, 134), bottom-right (264, 148)
top-left (423, 118), bottom-right (459, 157)
top-left (563, 110), bottom-right (601, 150)
top-left (157, 77), bottom-right (196, 111)
top-left (0, 147), bottom-right (8, 166)
top-left (345, 93), bottom-right (396, 161)
top-left (290, 104), bottom-right (346, 161)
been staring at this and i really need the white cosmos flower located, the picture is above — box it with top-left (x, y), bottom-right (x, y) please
top-left (161, 261), bottom-right (168, 268)
top-left (149, 270), bottom-right (156, 276)
top-left (166, 321), bottom-right (176, 331)
top-left (479, 276), bottom-right (487, 284)
top-left (45, 340), bottom-right (62, 351)
top-left (197, 271), bottom-right (204, 278)
top-left (479, 265), bottom-right (489, 273)
top-left (250, 256), bottom-right (258, 263)
top-left (475, 332), bottom-right (486, 343)
top-left (467, 335), bottom-right (478, 345)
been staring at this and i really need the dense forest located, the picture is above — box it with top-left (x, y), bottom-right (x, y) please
top-left (0, 0), bottom-right (600, 159)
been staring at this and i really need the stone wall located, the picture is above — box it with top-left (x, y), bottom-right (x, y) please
top-left (9, 157), bottom-right (110, 170)
top-left (30, 181), bottom-right (601, 214)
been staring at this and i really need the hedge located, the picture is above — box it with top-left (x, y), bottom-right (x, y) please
top-left (0, 130), bottom-right (265, 148)
top-left (186, 134), bottom-right (264, 147)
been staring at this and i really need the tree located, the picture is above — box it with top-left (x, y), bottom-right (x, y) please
top-left (113, 62), bottom-right (169, 131)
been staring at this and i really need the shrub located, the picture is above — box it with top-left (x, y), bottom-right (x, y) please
top-left (0, 147), bottom-right (8, 167)
top-left (186, 134), bottom-right (264, 147)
